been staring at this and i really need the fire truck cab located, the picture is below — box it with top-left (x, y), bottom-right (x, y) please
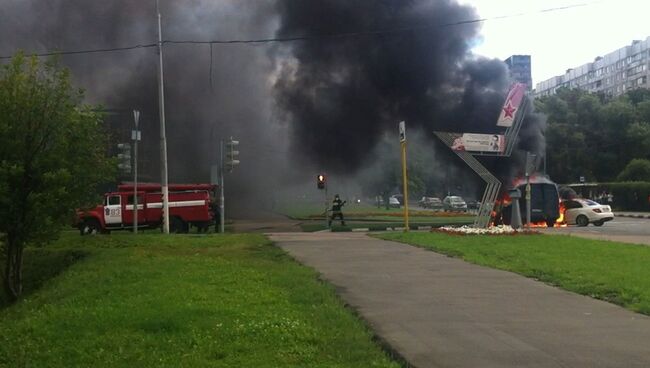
top-left (77, 183), bottom-right (218, 235)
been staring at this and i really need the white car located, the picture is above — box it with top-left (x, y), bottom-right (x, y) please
top-left (563, 199), bottom-right (614, 227)
top-left (443, 196), bottom-right (468, 212)
top-left (389, 196), bottom-right (401, 208)
top-left (419, 196), bottom-right (443, 210)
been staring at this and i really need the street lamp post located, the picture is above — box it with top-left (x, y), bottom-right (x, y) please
top-left (156, 0), bottom-right (170, 234)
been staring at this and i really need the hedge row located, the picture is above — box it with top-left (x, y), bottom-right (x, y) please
top-left (599, 182), bottom-right (650, 211)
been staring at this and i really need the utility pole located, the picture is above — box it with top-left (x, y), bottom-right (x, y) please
top-left (133, 110), bottom-right (141, 234)
top-left (156, 0), bottom-right (170, 234)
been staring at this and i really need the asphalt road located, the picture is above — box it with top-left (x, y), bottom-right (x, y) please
top-left (539, 216), bottom-right (650, 246)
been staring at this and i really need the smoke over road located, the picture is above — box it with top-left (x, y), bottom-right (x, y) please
top-left (0, 0), bottom-right (546, 210)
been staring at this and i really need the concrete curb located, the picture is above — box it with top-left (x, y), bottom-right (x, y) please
top-left (615, 213), bottom-right (650, 219)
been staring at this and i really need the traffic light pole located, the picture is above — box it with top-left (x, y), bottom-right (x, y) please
top-left (325, 183), bottom-right (329, 229)
top-left (217, 137), bottom-right (239, 234)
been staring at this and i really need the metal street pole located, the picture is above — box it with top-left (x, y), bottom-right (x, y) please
top-left (525, 152), bottom-right (535, 229)
top-left (219, 140), bottom-right (225, 233)
top-left (325, 181), bottom-right (329, 229)
top-left (156, 0), bottom-right (170, 234)
top-left (399, 121), bottom-right (409, 231)
top-left (133, 110), bottom-right (140, 234)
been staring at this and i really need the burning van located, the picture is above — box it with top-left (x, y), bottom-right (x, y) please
top-left (495, 176), bottom-right (561, 228)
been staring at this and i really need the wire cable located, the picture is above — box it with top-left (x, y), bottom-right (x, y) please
top-left (0, 2), bottom-right (598, 59)
top-left (165, 2), bottom-right (596, 45)
top-left (0, 43), bottom-right (157, 60)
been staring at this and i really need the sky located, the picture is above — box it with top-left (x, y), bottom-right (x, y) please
top-left (459, 0), bottom-right (650, 87)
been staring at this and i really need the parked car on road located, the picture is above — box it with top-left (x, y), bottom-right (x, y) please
top-left (466, 199), bottom-right (481, 210)
top-left (443, 196), bottom-right (468, 212)
top-left (562, 198), bottom-right (614, 226)
top-left (392, 194), bottom-right (404, 205)
top-left (419, 196), bottom-right (443, 210)
top-left (389, 196), bottom-right (401, 208)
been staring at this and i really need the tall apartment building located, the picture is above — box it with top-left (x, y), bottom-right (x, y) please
top-left (535, 37), bottom-right (650, 98)
top-left (504, 55), bottom-right (532, 90)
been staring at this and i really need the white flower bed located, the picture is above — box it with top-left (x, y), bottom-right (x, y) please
top-left (437, 225), bottom-right (518, 235)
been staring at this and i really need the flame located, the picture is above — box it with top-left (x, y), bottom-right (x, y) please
top-left (529, 221), bottom-right (550, 228)
top-left (555, 201), bottom-right (567, 227)
top-left (488, 178), bottom-right (568, 228)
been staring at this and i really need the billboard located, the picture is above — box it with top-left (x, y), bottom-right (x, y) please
top-left (497, 83), bottom-right (526, 127)
top-left (451, 133), bottom-right (505, 153)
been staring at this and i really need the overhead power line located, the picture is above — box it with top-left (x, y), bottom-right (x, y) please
top-left (0, 1), bottom-right (598, 60)
top-left (0, 43), bottom-right (157, 60)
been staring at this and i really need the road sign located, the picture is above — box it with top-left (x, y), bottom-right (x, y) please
top-left (133, 109), bottom-right (140, 128)
top-left (399, 121), bottom-right (406, 142)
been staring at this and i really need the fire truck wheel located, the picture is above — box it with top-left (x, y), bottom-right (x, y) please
top-left (170, 217), bottom-right (189, 233)
top-left (197, 222), bottom-right (210, 233)
top-left (80, 219), bottom-right (100, 236)
top-left (576, 215), bottom-right (589, 227)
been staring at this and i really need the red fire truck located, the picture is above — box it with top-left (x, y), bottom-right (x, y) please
top-left (77, 183), bottom-right (218, 235)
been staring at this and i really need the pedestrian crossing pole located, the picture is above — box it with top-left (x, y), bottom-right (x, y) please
top-left (399, 121), bottom-right (409, 232)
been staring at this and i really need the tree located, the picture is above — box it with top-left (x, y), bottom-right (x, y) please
top-left (0, 53), bottom-right (114, 302)
top-left (538, 88), bottom-right (650, 183)
top-left (617, 159), bottom-right (650, 182)
top-left (623, 122), bottom-right (650, 161)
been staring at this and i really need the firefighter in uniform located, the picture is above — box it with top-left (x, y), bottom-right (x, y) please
top-left (329, 194), bottom-right (346, 227)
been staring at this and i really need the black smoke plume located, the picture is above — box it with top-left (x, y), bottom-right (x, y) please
top-left (0, 0), bottom-right (548, 212)
top-left (273, 0), bottom-right (546, 184)
top-left (0, 0), bottom-right (292, 214)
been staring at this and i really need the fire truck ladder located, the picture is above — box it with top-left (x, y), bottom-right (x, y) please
top-left (435, 132), bottom-right (501, 228)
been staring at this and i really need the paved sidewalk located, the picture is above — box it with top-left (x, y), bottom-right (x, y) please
top-left (269, 232), bottom-right (650, 368)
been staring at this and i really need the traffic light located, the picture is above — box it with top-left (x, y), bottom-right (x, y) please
top-left (225, 137), bottom-right (240, 172)
top-left (317, 174), bottom-right (326, 189)
top-left (117, 143), bottom-right (132, 174)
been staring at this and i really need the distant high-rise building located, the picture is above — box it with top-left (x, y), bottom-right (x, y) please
top-left (504, 55), bottom-right (532, 90)
top-left (534, 37), bottom-right (650, 98)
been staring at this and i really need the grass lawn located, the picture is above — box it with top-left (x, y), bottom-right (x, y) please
top-left (300, 218), bottom-right (474, 232)
top-left (375, 232), bottom-right (650, 315)
top-left (0, 232), bottom-right (400, 368)
top-left (277, 201), bottom-right (473, 225)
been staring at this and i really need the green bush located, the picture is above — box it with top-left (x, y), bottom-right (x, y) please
top-left (617, 159), bottom-right (650, 181)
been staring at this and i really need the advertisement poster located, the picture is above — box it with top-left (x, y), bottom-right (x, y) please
top-left (451, 133), bottom-right (505, 153)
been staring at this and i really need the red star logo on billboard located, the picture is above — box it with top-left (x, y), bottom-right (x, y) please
top-left (502, 102), bottom-right (516, 119)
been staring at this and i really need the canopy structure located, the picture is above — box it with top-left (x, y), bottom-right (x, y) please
top-left (434, 84), bottom-right (529, 228)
